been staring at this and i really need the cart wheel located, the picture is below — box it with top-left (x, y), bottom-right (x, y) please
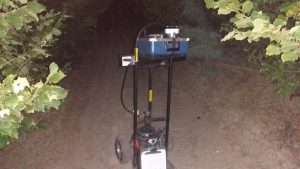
top-left (114, 135), bottom-right (131, 164)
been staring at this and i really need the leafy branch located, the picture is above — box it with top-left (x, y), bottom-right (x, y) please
top-left (205, 0), bottom-right (300, 62)
top-left (0, 0), bottom-right (68, 149)
top-left (205, 0), bottom-right (300, 96)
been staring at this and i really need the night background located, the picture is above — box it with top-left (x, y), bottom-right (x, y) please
top-left (0, 0), bottom-right (300, 168)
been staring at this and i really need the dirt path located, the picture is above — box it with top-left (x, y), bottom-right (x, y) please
top-left (1, 34), bottom-right (299, 169)
top-left (1, 2), bottom-right (300, 169)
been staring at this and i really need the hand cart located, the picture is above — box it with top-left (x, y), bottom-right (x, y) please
top-left (115, 23), bottom-right (189, 169)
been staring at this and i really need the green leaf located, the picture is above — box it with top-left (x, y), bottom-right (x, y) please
top-left (52, 28), bottom-right (62, 36)
top-left (242, 1), bottom-right (253, 14)
top-left (0, 16), bottom-right (10, 38)
top-left (281, 52), bottom-right (298, 62)
top-left (0, 117), bottom-right (20, 138)
top-left (0, 0), bottom-right (66, 149)
top-left (233, 17), bottom-right (252, 28)
top-left (290, 26), bottom-right (300, 40)
top-left (252, 19), bottom-right (266, 33)
top-left (20, 116), bottom-right (36, 133)
top-left (280, 2), bottom-right (293, 12)
top-left (217, 0), bottom-right (237, 14)
top-left (0, 58), bottom-right (6, 69)
top-left (7, 15), bottom-right (23, 30)
top-left (46, 100), bottom-right (61, 110)
top-left (218, 8), bottom-right (231, 15)
top-left (25, 105), bottom-right (34, 113)
top-left (32, 47), bottom-right (46, 55)
top-left (266, 44), bottom-right (281, 56)
top-left (25, 10), bottom-right (39, 22)
top-left (234, 33), bottom-right (246, 40)
top-left (32, 92), bottom-right (49, 112)
top-left (32, 85), bottom-right (67, 112)
top-left (26, 1), bottom-right (46, 13)
top-left (277, 84), bottom-right (295, 96)
top-left (204, 0), bottom-right (215, 8)
top-left (280, 2), bottom-right (300, 17)
top-left (5, 95), bottom-right (19, 109)
top-left (221, 31), bottom-right (235, 41)
top-left (273, 15), bottom-right (287, 27)
top-left (0, 0), bottom-right (10, 6)
top-left (251, 11), bottom-right (269, 20)
top-left (0, 135), bottom-right (9, 149)
top-left (49, 62), bottom-right (59, 75)
top-left (46, 85), bottom-right (68, 100)
top-left (17, 0), bottom-right (28, 4)
top-left (47, 70), bottom-right (66, 84)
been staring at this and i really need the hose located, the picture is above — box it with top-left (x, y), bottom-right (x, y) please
top-left (121, 67), bottom-right (133, 114)
top-left (121, 22), bottom-right (165, 115)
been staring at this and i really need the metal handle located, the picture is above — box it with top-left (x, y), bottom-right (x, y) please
top-left (165, 41), bottom-right (180, 51)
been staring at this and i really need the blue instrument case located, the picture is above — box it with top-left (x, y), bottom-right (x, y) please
top-left (137, 35), bottom-right (189, 59)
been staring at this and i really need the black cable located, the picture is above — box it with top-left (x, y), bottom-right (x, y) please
top-left (135, 22), bottom-right (165, 47)
top-left (121, 22), bottom-right (165, 115)
top-left (121, 67), bottom-right (133, 114)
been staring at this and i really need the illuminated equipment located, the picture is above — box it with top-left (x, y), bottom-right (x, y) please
top-left (116, 23), bottom-right (189, 169)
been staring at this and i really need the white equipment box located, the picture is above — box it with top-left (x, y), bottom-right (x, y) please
top-left (141, 149), bottom-right (167, 169)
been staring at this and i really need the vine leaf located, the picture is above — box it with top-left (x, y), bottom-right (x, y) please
top-left (204, 0), bottom-right (215, 8)
top-left (221, 31), bottom-right (235, 41)
top-left (242, 1), bottom-right (253, 14)
top-left (218, 8), bottom-right (232, 15)
top-left (252, 19), bottom-right (266, 33)
top-left (7, 15), bottom-right (23, 30)
top-left (47, 70), bottom-right (65, 84)
top-left (266, 44), bottom-right (281, 56)
top-left (5, 95), bottom-right (19, 109)
top-left (26, 1), bottom-right (46, 14)
top-left (281, 52), bottom-right (298, 62)
top-left (49, 62), bottom-right (59, 76)
top-left (17, 0), bottom-right (28, 4)
top-left (47, 62), bottom-right (66, 84)
top-left (0, 0), bottom-right (67, 149)
top-left (273, 15), bottom-right (287, 27)
top-left (234, 33), bottom-right (246, 40)
top-left (290, 26), bottom-right (300, 40)
top-left (0, 17), bottom-right (9, 38)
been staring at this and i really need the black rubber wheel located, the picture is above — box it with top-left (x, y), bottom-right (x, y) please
top-left (114, 135), bottom-right (131, 164)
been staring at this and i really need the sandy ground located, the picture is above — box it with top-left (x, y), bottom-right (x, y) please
top-left (1, 1), bottom-right (300, 169)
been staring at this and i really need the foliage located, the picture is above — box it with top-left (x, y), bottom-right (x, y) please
top-left (139, 0), bottom-right (184, 24)
top-left (0, 0), bottom-right (64, 78)
top-left (205, 0), bottom-right (300, 96)
top-left (51, 0), bottom-right (111, 63)
top-left (0, 0), bottom-right (67, 148)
